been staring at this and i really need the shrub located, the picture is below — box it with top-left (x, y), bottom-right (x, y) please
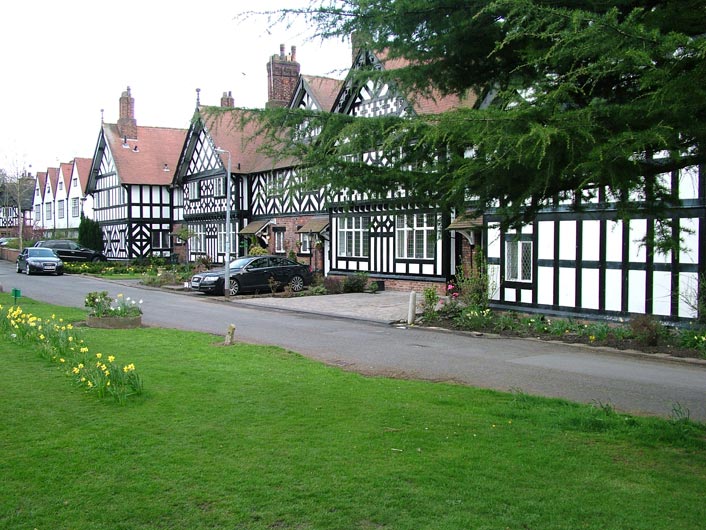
top-left (78, 215), bottom-right (104, 252)
top-left (629, 315), bottom-right (666, 346)
top-left (323, 276), bottom-right (343, 294)
top-left (454, 306), bottom-right (493, 330)
top-left (247, 246), bottom-right (268, 256)
top-left (342, 272), bottom-right (369, 293)
top-left (85, 291), bottom-right (143, 317)
top-left (422, 287), bottom-right (439, 322)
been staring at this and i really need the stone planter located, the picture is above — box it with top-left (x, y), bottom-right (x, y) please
top-left (86, 315), bottom-right (142, 329)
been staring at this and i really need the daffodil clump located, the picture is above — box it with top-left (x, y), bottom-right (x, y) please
top-left (0, 304), bottom-right (143, 404)
top-left (85, 291), bottom-right (143, 318)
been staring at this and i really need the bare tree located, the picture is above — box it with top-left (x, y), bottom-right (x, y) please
top-left (0, 155), bottom-right (35, 251)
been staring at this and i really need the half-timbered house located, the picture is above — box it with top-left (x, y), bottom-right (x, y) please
top-left (174, 46), bottom-right (342, 274)
top-left (87, 87), bottom-right (186, 259)
top-left (482, 164), bottom-right (705, 321)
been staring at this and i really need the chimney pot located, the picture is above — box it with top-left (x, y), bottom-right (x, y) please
top-left (291, 45), bottom-right (297, 62)
top-left (280, 43), bottom-right (285, 59)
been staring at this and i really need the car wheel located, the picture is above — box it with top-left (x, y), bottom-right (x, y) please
top-left (25, 266), bottom-right (31, 275)
top-left (56, 272), bottom-right (64, 276)
top-left (91, 256), bottom-right (101, 263)
top-left (227, 278), bottom-right (240, 296)
top-left (290, 275), bottom-right (305, 292)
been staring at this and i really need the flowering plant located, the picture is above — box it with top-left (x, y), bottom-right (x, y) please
top-left (85, 291), bottom-right (143, 317)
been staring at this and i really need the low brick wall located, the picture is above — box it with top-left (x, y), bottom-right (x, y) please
top-left (0, 247), bottom-right (19, 263)
top-left (327, 274), bottom-right (447, 296)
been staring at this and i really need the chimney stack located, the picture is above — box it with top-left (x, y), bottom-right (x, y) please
top-left (266, 44), bottom-right (300, 108)
top-left (221, 91), bottom-right (234, 108)
top-left (117, 86), bottom-right (137, 140)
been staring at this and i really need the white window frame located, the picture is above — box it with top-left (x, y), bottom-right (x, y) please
top-left (151, 230), bottom-right (170, 249)
top-left (71, 198), bottom-right (80, 217)
top-left (274, 229), bottom-right (285, 253)
top-left (57, 200), bottom-right (65, 219)
top-left (395, 213), bottom-right (436, 260)
top-left (337, 216), bottom-right (370, 258)
top-left (187, 181), bottom-right (200, 201)
top-left (299, 233), bottom-right (311, 254)
top-left (213, 176), bottom-right (226, 198)
top-left (505, 238), bottom-right (533, 282)
top-left (45, 203), bottom-right (52, 221)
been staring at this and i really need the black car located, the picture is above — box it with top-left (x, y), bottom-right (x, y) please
top-left (190, 255), bottom-right (313, 296)
top-left (34, 240), bottom-right (107, 262)
top-left (16, 247), bottom-right (65, 275)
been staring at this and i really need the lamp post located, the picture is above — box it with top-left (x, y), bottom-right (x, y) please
top-left (215, 147), bottom-right (232, 301)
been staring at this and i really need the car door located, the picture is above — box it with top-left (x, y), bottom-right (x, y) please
top-left (241, 257), bottom-right (272, 291)
top-left (269, 257), bottom-right (295, 286)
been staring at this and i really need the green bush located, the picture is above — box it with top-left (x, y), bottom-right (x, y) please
top-left (78, 215), bottom-right (104, 252)
top-left (342, 272), bottom-right (369, 293)
top-left (323, 276), bottom-right (343, 294)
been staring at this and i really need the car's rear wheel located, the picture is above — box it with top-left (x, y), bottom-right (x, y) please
top-left (227, 278), bottom-right (240, 296)
top-left (290, 275), bottom-right (305, 292)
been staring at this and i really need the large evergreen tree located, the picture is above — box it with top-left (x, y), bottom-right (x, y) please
top-left (249, 0), bottom-right (706, 233)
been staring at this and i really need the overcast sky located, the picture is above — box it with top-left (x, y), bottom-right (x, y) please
top-left (0, 0), bottom-right (351, 174)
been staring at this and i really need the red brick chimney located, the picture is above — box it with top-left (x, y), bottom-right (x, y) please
top-left (266, 44), bottom-right (300, 108)
top-left (221, 91), bottom-right (234, 108)
top-left (117, 86), bottom-right (137, 140)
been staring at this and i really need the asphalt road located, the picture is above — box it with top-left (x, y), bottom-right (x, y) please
top-left (1, 260), bottom-right (705, 421)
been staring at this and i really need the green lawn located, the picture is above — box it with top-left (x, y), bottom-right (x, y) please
top-left (1, 295), bottom-right (705, 529)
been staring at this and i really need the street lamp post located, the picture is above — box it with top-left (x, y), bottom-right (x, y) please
top-left (215, 147), bottom-right (232, 301)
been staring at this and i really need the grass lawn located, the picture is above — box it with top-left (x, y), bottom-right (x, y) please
top-left (1, 295), bottom-right (705, 529)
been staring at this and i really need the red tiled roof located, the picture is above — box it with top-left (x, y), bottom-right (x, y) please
top-left (46, 167), bottom-right (60, 193)
top-left (35, 171), bottom-right (47, 199)
top-left (60, 162), bottom-right (74, 190)
top-left (104, 124), bottom-right (187, 185)
top-left (200, 107), bottom-right (295, 174)
top-left (302, 75), bottom-right (344, 112)
top-left (374, 51), bottom-right (477, 114)
top-left (73, 157), bottom-right (93, 193)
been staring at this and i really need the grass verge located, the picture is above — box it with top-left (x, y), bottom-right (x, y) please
top-left (1, 297), bottom-right (705, 529)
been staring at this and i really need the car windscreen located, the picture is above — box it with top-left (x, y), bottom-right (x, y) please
top-left (229, 257), bottom-right (253, 269)
top-left (28, 248), bottom-right (57, 258)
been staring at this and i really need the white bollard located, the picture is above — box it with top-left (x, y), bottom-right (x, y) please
top-left (407, 291), bottom-right (417, 325)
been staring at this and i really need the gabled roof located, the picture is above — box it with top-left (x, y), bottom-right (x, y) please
top-left (334, 48), bottom-right (477, 116)
top-left (60, 161), bottom-right (74, 190)
top-left (103, 123), bottom-right (187, 185)
top-left (35, 171), bottom-right (47, 200)
top-left (300, 75), bottom-right (344, 112)
top-left (198, 107), bottom-right (294, 174)
top-left (46, 167), bottom-right (59, 194)
top-left (73, 157), bottom-right (93, 193)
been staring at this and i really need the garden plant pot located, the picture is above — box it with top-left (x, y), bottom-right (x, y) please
top-left (86, 315), bottom-right (142, 329)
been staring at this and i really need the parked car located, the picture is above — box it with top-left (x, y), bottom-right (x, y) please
top-left (16, 247), bottom-right (65, 275)
top-left (190, 255), bottom-right (312, 296)
top-left (34, 240), bottom-right (107, 262)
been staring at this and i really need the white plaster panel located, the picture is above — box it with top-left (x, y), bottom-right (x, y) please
top-left (558, 267), bottom-right (576, 307)
top-left (359, 262), bottom-right (369, 271)
top-left (581, 268), bottom-right (599, 310)
top-left (409, 263), bottom-right (419, 275)
top-left (395, 263), bottom-right (406, 274)
top-left (679, 165), bottom-right (699, 200)
top-left (628, 219), bottom-right (647, 263)
top-left (653, 246), bottom-right (672, 264)
top-left (488, 264), bottom-right (501, 300)
top-left (422, 263), bottom-right (434, 275)
top-left (162, 207), bottom-right (170, 218)
top-left (652, 271), bottom-right (672, 316)
top-left (606, 221), bottom-right (623, 262)
top-left (559, 221), bottom-right (577, 261)
top-left (537, 221), bottom-right (554, 260)
top-left (520, 223), bottom-right (533, 235)
top-left (504, 288), bottom-right (516, 302)
top-left (605, 269), bottom-right (622, 312)
top-left (628, 270), bottom-right (646, 313)
top-left (131, 206), bottom-right (140, 218)
top-left (486, 225), bottom-right (501, 259)
top-left (679, 272), bottom-right (699, 319)
top-left (582, 221), bottom-right (600, 262)
top-left (680, 218), bottom-right (699, 265)
top-left (521, 289), bottom-right (533, 304)
top-left (537, 267), bottom-right (553, 305)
